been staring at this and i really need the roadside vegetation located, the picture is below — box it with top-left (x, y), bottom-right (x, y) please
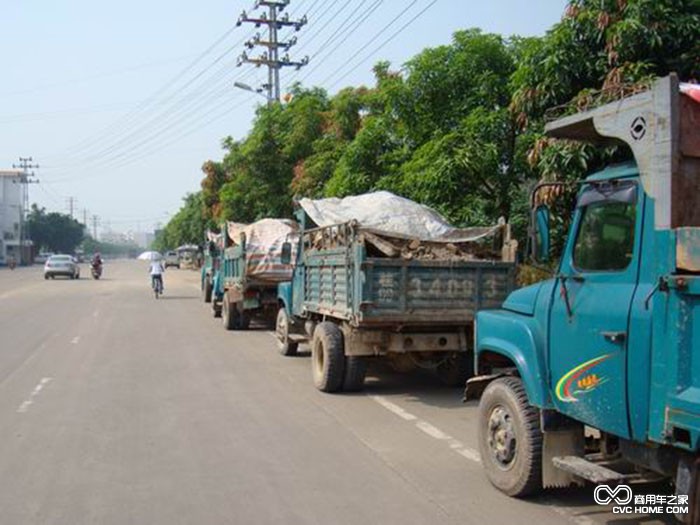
top-left (155, 0), bottom-right (700, 255)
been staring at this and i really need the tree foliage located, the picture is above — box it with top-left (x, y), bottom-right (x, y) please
top-left (161, 1), bottom-right (700, 260)
top-left (152, 192), bottom-right (207, 251)
top-left (26, 205), bottom-right (84, 253)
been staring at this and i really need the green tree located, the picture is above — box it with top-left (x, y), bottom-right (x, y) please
top-left (152, 192), bottom-right (207, 251)
top-left (26, 205), bottom-right (84, 253)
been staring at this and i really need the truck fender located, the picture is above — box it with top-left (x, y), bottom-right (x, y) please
top-left (277, 281), bottom-right (293, 312)
top-left (473, 310), bottom-right (549, 408)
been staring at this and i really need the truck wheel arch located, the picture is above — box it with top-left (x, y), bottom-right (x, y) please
top-left (469, 342), bottom-right (547, 408)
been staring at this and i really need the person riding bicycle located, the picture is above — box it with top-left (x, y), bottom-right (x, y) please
top-left (149, 258), bottom-right (165, 293)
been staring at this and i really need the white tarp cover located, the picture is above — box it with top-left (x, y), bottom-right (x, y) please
top-left (226, 218), bottom-right (299, 282)
top-left (299, 191), bottom-right (501, 242)
top-left (206, 230), bottom-right (223, 246)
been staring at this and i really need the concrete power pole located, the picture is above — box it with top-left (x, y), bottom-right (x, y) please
top-left (91, 215), bottom-right (100, 241)
top-left (11, 157), bottom-right (39, 265)
top-left (236, 0), bottom-right (309, 104)
top-left (66, 196), bottom-right (77, 218)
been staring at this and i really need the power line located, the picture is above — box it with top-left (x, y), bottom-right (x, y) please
top-left (324, 0), bottom-right (438, 89)
top-left (46, 91), bottom-right (256, 182)
top-left (48, 23), bottom-right (248, 164)
top-left (295, 0), bottom-right (385, 84)
top-left (46, 47), bottom-right (258, 174)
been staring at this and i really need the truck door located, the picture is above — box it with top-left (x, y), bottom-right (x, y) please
top-left (549, 180), bottom-right (641, 439)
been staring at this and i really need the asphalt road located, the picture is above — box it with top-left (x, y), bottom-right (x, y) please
top-left (0, 261), bottom-right (670, 525)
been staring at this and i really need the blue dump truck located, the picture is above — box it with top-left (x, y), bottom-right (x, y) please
top-left (220, 219), bottom-right (298, 331)
top-left (466, 75), bottom-right (700, 521)
top-left (276, 193), bottom-right (517, 392)
top-left (201, 230), bottom-right (224, 313)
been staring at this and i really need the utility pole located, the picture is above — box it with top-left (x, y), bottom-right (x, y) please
top-left (91, 215), bottom-right (100, 240)
top-left (66, 196), bottom-right (77, 218)
top-left (11, 157), bottom-right (39, 266)
top-left (236, 0), bottom-right (309, 104)
top-left (82, 208), bottom-right (88, 227)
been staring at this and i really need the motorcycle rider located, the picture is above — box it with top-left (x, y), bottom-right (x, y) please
top-left (90, 252), bottom-right (103, 278)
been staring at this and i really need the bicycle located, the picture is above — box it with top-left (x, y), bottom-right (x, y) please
top-left (152, 274), bottom-right (163, 299)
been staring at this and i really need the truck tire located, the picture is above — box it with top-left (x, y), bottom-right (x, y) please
top-left (222, 294), bottom-right (235, 330)
top-left (478, 376), bottom-right (542, 497)
top-left (276, 307), bottom-right (298, 356)
top-left (343, 356), bottom-right (367, 392)
top-left (237, 312), bottom-right (250, 330)
top-left (436, 353), bottom-right (474, 387)
top-left (202, 276), bottom-right (213, 303)
top-left (311, 322), bottom-right (345, 393)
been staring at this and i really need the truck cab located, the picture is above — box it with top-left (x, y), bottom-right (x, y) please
top-left (468, 74), bottom-right (700, 520)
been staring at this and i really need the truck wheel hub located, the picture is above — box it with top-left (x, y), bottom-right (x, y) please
top-left (487, 406), bottom-right (516, 467)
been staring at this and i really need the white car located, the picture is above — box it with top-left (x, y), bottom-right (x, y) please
top-left (164, 251), bottom-right (180, 269)
top-left (44, 254), bottom-right (80, 280)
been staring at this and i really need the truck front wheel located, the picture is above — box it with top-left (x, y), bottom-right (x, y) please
top-left (311, 322), bottom-right (345, 393)
top-left (276, 307), bottom-right (298, 356)
top-left (202, 276), bottom-right (213, 303)
top-left (478, 376), bottom-right (543, 497)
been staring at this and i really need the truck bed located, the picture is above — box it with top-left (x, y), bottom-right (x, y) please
top-left (302, 241), bottom-right (515, 328)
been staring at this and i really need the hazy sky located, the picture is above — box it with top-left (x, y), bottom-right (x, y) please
top-left (1, 0), bottom-right (567, 235)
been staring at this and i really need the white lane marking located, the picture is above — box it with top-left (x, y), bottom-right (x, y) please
top-left (372, 396), bottom-right (597, 525)
top-left (16, 377), bottom-right (52, 413)
top-left (370, 395), bottom-right (481, 463)
top-left (416, 420), bottom-right (451, 440)
top-left (71, 336), bottom-right (80, 344)
top-left (369, 395), bottom-right (418, 421)
top-left (455, 447), bottom-right (482, 463)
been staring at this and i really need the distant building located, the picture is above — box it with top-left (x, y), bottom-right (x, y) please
top-left (131, 231), bottom-right (155, 249)
top-left (0, 170), bottom-right (30, 264)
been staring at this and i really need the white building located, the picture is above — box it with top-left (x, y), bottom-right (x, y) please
top-left (0, 170), bottom-right (29, 265)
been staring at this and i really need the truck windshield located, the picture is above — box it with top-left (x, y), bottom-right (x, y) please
top-left (573, 199), bottom-right (637, 271)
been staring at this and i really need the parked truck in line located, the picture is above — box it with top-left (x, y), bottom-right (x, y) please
top-left (220, 219), bottom-right (298, 331)
top-left (276, 192), bottom-right (517, 392)
top-left (466, 74), bottom-right (700, 521)
top-left (201, 230), bottom-right (223, 307)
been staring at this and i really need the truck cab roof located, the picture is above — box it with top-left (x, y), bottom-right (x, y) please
top-left (585, 161), bottom-right (639, 183)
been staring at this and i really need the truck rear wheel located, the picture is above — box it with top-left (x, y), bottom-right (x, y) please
top-left (343, 356), bottom-right (367, 392)
top-left (436, 353), bottom-right (474, 387)
top-left (311, 322), bottom-right (345, 393)
top-left (276, 307), bottom-right (298, 356)
top-left (202, 276), bottom-right (213, 303)
top-left (478, 376), bottom-right (542, 497)
top-left (222, 294), bottom-right (235, 330)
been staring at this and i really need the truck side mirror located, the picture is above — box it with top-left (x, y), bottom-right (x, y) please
top-left (280, 242), bottom-right (292, 265)
top-left (531, 205), bottom-right (551, 263)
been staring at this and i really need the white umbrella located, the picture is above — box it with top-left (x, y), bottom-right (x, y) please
top-left (137, 250), bottom-right (162, 261)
